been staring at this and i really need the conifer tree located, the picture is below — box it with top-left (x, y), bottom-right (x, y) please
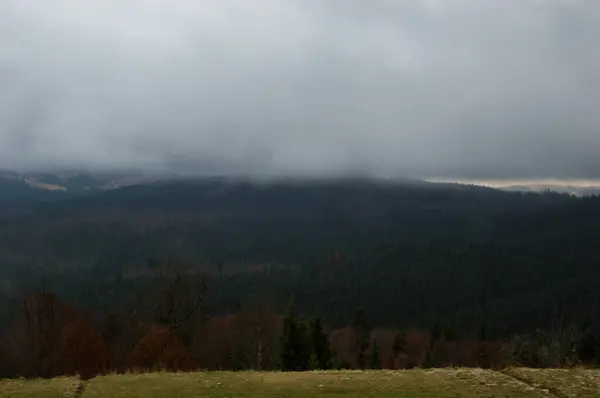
top-left (392, 331), bottom-right (407, 359)
top-left (280, 301), bottom-right (309, 371)
top-left (369, 338), bottom-right (381, 369)
top-left (309, 315), bottom-right (331, 370)
top-left (351, 308), bottom-right (371, 369)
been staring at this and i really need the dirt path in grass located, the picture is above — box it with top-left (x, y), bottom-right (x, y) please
top-left (74, 378), bottom-right (90, 398)
top-left (498, 369), bottom-right (563, 398)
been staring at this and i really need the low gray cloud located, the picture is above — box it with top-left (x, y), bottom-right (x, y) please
top-left (0, 0), bottom-right (598, 178)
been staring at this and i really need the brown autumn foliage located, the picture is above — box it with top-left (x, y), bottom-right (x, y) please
top-left (8, 292), bottom-right (78, 378)
top-left (3, 292), bottom-right (114, 378)
top-left (329, 327), bottom-right (358, 368)
top-left (192, 315), bottom-right (235, 370)
top-left (100, 312), bottom-right (146, 372)
top-left (0, 334), bottom-right (16, 377)
top-left (0, 290), bottom-right (509, 378)
top-left (59, 319), bottom-right (111, 379)
top-left (130, 325), bottom-right (196, 371)
top-left (327, 327), bottom-right (505, 370)
top-left (371, 329), bottom-right (401, 369)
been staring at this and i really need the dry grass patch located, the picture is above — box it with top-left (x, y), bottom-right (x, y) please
top-left (506, 368), bottom-right (600, 397)
top-left (0, 377), bottom-right (80, 398)
top-left (83, 369), bottom-right (551, 397)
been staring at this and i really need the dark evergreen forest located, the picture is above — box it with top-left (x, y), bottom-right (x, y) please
top-left (1, 177), bottom-right (599, 376)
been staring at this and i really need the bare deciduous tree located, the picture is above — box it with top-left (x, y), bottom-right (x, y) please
top-left (132, 263), bottom-right (207, 331)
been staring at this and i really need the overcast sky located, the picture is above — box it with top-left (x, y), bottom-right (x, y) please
top-left (0, 0), bottom-right (598, 179)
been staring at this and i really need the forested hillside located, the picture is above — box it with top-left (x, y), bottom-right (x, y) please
top-left (1, 177), bottom-right (599, 336)
top-left (1, 177), bottom-right (600, 377)
top-left (0, 169), bottom-right (167, 205)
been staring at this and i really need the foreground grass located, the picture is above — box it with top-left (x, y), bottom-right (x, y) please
top-left (84, 369), bottom-right (550, 398)
top-left (505, 368), bottom-right (600, 397)
top-left (6, 369), bottom-right (600, 397)
top-left (0, 377), bottom-right (79, 398)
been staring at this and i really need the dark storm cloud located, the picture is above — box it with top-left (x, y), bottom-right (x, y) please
top-left (0, 0), bottom-right (598, 178)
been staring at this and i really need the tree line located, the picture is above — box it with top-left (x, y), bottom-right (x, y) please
top-left (2, 264), bottom-right (600, 379)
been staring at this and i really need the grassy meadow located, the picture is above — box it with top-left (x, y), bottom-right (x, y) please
top-left (0, 377), bottom-right (80, 398)
top-left (2, 368), bottom-right (600, 397)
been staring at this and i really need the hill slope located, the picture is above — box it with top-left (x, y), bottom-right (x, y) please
top-left (1, 178), bottom-right (599, 334)
top-left (0, 169), bottom-right (172, 204)
top-left (0, 177), bottom-right (591, 267)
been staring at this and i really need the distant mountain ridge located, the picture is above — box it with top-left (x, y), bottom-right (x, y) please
top-left (501, 184), bottom-right (600, 197)
top-left (428, 178), bottom-right (600, 197)
top-left (0, 169), bottom-right (176, 203)
top-left (3, 169), bottom-right (599, 199)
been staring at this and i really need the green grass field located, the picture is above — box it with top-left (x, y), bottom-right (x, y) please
top-left (2, 369), bottom-right (600, 397)
top-left (0, 377), bottom-right (80, 398)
